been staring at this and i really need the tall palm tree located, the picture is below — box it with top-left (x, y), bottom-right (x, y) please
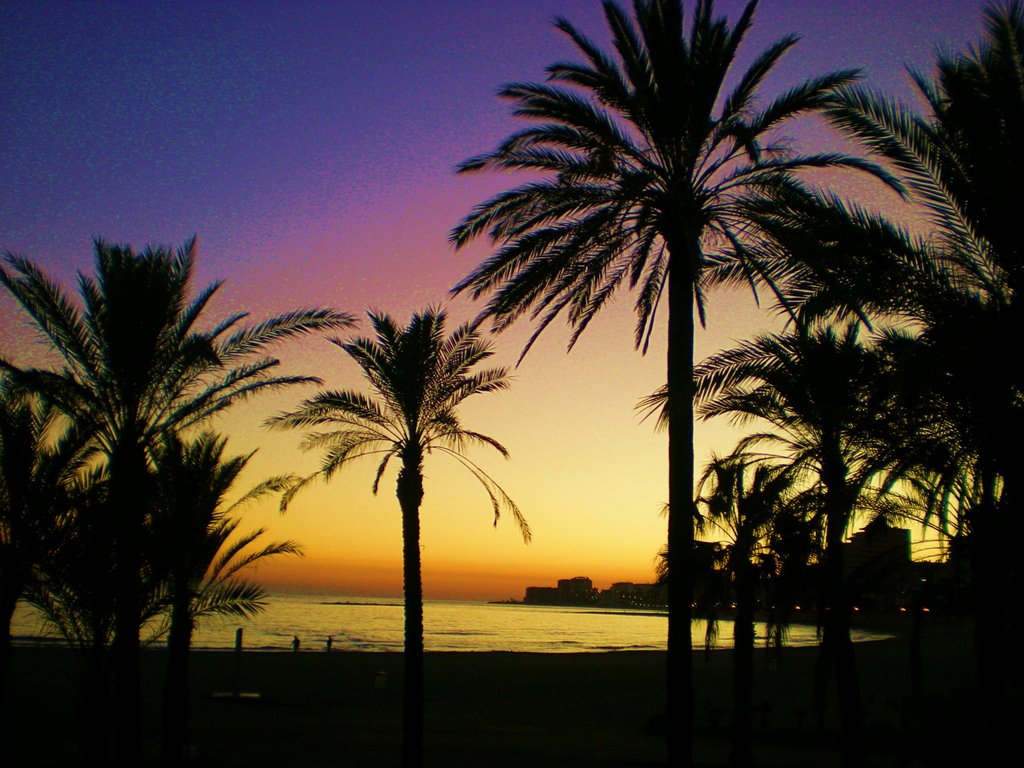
top-left (0, 380), bottom-right (92, 740)
top-left (695, 451), bottom-right (798, 767)
top-left (269, 308), bottom-right (529, 768)
top-left (149, 430), bottom-right (302, 768)
top-left (692, 323), bottom-right (892, 768)
top-left (0, 237), bottom-right (353, 766)
top-left (448, 3), bottom-right (887, 759)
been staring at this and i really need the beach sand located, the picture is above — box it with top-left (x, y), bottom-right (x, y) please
top-left (6, 622), bottom-right (979, 767)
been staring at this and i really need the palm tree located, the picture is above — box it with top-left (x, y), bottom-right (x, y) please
top-left (269, 308), bottom-right (529, 768)
top-left (0, 237), bottom-right (353, 766)
top-left (27, 466), bottom-right (118, 766)
top-left (448, 3), bottom-right (887, 759)
top-left (0, 379), bottom-right (92, 741)
top-left (150, 431), bottom-right (300, 766)
top-left (692, 323), bottom-right (893, 767)
top-left (149, 430), bottom-right (302, 768)
top-left (695, 451), bottom-right (798, 767)
top-left (653, 451), bottom-right (814, 765)
top-left (749, 4), bottom-right (1024, 755)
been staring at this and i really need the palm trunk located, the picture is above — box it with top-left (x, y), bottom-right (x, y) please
top-left (74, 642), bottom-right (114, 768)
top-left (159, 586), bottom-right (193, 768)
top-left (731, 559), bottom-right (755, 767)
top-left (821, 478), bottom-right (864, 768)
top-left (666, 229), bottom-right (696, 767)
top-left (0, 587), bottom-right (16, 746)
top-left (1005, 464), bottom-right (1023, 711)
top-left (1003, 466), bottom-right (1023, 768)
top-left (970, 466), bottom-right (1009, 764)
top-left (110, 438), bottom-right (147, 768)
top-left (829, 605), bottom-right (862, 768)
top-left (397, 457), bottom-right (425, 768)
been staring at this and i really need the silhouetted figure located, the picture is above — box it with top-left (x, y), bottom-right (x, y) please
top-left (326, 636), bottom-right (333, 652)
top-left (233, 628), bottom-right (244, 696)
top-left (291, 636), bottom-right (300, 652)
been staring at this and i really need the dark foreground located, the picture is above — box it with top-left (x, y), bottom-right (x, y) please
top-left (5, 623), bottom-right (980, 767)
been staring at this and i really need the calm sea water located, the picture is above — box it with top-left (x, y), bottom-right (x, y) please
top-left (11, 592), bottom-right (888, 653)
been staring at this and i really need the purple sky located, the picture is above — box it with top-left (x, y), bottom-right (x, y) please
top-left (1, 1), bottom-right (984, 287)
top-left (0, 1), bottom-right (993, 597)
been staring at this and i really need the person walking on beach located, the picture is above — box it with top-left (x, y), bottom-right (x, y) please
top-left (291, 636), bottom-right (300, 652)
top-left (326, 636), bottom-right (333, 652)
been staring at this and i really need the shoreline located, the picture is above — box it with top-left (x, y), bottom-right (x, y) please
top-left (5, 624), bottom-right (979, 767)
top-left (10, 609), bottom-right (952, 653)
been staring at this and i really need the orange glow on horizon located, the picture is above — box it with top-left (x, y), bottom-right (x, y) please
top-left (253, 554), bottom-right (661, 602)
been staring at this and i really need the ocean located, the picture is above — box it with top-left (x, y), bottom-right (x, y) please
top-left (11, 591), bottom-right (889, 653)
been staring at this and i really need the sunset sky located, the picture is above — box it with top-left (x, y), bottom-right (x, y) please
top-left (1, 1), bottom-right (988, 600)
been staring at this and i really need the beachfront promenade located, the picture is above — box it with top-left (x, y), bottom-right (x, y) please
top-left (7, 622), bottom-right (977, 767)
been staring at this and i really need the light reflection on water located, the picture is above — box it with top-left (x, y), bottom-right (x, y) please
top-left (13, 592), bottom-right (891, 652)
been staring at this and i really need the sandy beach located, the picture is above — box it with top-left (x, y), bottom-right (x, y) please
top-left (5, 622), bottom-right (979, 767)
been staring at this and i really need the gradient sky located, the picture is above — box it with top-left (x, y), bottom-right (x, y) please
top-left (1, 1), bottom-right (989, 600)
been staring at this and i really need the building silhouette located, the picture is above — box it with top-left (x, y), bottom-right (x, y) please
top-left (523, 576), bottom-right (664, 608)
top-left (520, 521), bottom-right (966, 617)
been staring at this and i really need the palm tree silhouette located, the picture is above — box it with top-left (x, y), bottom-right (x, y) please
top-left (448, 2), bottom-right (881, 758)
top-left (692, 323), bottom-right (892, 767)
top-left (0, 237), bottom-right (353, 766)
top-left (0, 379), bottom-right (92, 740)
top-left (27, 465), bottom-right (118, 764)
top-left (762, 3), bottom-right (1024, 756)
top-left (149, 431), bottom-right (302, 768)
top-left (269, 308), bottom-right (529, 768)
top-left (695, 451), bottom-right (799, 767)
